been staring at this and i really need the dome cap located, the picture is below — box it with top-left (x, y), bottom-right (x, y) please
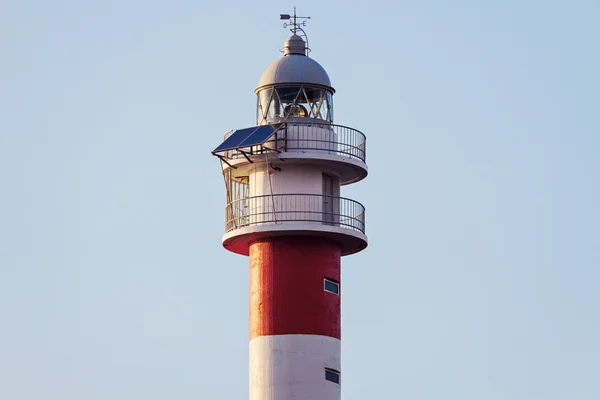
top-left (255, 35), bottom-right (334, 92)
top-left (283, 34), bottom-right (307, 56)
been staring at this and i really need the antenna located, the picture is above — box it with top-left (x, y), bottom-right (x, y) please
top-left (279, 7), bottom-right (311, 54)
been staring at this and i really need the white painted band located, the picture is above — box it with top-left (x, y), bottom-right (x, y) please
top-left (249, 334), bottom-right (341, 400)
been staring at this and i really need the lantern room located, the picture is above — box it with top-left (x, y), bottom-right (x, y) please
top-left (255, 34), bottom-right (335, 124)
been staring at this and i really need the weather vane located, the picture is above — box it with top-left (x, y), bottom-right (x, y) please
top-left (280, 7), bottom-right (310, 35)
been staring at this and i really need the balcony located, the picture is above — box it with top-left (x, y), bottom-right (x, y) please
top-left (222, 194), bottom-right (367, 256)
top-left (221, 122), bottom-right (366, 163)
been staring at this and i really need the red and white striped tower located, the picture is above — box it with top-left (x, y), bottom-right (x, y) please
top-left (212, 12), bottom-right (368, 400)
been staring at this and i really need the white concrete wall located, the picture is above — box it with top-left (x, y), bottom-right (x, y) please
top-left (264, 124), bottom-right (338, 153)
top-left (248, 164), bottom-right (341, 226)
top-left (249, 334), bottom-right (341, 400)
top-left (249, 164), bottom-right (324, 196)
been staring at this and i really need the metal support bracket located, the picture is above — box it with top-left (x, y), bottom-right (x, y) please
top-left (239, 151), bottom-right (253, 163)
top-left (215, 155), bottom-right (237, 169)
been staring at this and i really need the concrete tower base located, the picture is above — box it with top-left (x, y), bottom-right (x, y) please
top-left (249, 237), bottom-right (341, 399)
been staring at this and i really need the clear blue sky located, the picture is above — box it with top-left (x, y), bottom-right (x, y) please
top-left (1, 0), bottom-right (599, 399)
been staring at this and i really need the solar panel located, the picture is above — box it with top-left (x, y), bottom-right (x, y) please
top-left (212, 127), bottom-right (260, 153)
top-left (212, 124), bottom-right (281, 153)
top-left (239, 125), bottom-right (278, 147)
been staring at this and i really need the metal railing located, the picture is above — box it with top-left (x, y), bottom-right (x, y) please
top-left (225, 194), bottom-right (366, 234)
top-left (222, 122), bottom-right (366, 162)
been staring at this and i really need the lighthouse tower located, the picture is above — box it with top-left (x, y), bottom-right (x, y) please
top-left (212, 11), bottom-right (368, 400)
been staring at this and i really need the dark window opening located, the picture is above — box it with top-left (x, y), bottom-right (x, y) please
top-left (324, 278), bottom-right (340, 295)
top-left (325, 368), bottom-right (340, 384)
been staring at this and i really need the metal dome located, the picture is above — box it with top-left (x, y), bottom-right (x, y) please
top-left (255, 35), bottom-right (334, 92)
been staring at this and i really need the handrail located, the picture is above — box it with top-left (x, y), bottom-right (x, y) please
top-left (221, 122), bottom-right (367, 162)
top-left (225, 193), bottom-right (366, 234)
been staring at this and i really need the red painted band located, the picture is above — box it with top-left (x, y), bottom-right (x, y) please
top-left (249, 236), bottom-right (341, 340)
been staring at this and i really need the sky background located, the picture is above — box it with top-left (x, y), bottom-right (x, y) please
top-left (1, 0), bottom-right (599, 399)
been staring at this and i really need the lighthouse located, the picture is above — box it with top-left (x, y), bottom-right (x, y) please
top-left (212, 11), bottom-right (368, 400)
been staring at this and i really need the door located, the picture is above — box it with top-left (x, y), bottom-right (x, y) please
top-left (322, 173), bottom-right (334, 224)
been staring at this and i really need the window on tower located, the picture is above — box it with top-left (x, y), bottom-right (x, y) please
top-left (325, 368), bottom-right (340, 384)
top-left (324, 278), bottom-right (339, 295)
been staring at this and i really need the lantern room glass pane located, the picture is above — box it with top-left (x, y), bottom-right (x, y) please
top-left (268, 90), bottom-right (282, 119)
top-left (276, 86), bottom-right (303, 103)
top-left (325, 92), bottom-right (333, 122)
top-left (277, 86), bottom-right (309, 118)
top-left (304, 87), bottom-right (323, 102)
top-left (257, 88), bottom-right (273, 124)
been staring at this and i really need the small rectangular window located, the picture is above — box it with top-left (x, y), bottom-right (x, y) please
top-left (324, 278), bottom-right (339, 295)
top-left (325, 368), bottom-right (340, 384)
